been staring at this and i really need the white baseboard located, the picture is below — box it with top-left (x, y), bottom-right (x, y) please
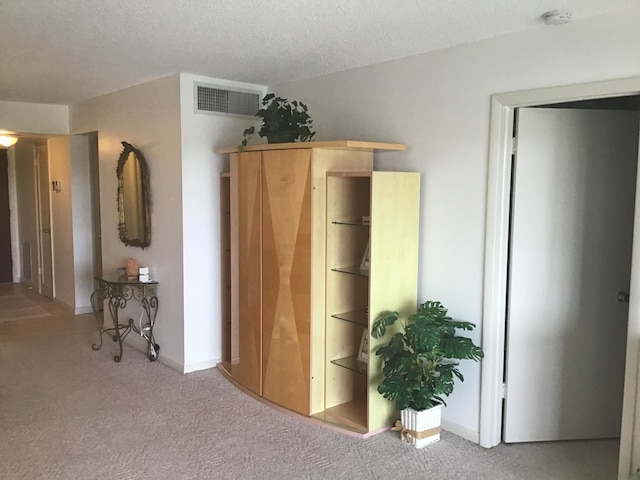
top-left (158, 354), bottom-right (184, 373)
top-left (121, 336), bottom-right (217, 374)
top-left (183, 358), bottom-right (220, 374)
top-left (54, 298), bottom-right (74, 313)
top-left (441, 419), bottom-right (480, 444)
top-left (53, 299), bottom-right (92, 315)
top-left (122, 334), bottom-right (184, 373)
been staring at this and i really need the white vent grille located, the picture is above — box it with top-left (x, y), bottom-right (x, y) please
top-left (195, 83), bottom-right (260, 117)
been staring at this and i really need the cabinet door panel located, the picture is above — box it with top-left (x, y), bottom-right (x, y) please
top-left (368, 171), bottom-right (420, 431)
top-left (230, 152), bottom-right (262, 395)
top-left (261, 150), bottom-right (312, 414)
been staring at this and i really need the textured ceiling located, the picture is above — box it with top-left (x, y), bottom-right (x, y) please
top-left (0, 0), bottom-right (637, 105)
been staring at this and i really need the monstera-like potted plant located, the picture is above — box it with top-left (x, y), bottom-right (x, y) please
top-left (239, 93), bottom-right (315, 149)
top-left (371, 300), bottom-right (483, 448)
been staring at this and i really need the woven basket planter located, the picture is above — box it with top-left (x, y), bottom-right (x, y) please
top-left (393, 404), bottom-right (442, 448)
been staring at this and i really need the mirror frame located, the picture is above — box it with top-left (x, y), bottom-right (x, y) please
top-left (116, 141), bottom-right (151, 249)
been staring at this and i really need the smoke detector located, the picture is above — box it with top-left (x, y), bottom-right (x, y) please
top-left (542, 9), bottom-right (572, 25)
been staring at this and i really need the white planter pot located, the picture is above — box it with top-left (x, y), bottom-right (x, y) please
top-left (395, 404), bottom-right (442, 448)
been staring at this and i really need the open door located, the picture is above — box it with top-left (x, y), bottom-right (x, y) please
top-left (504, 108), bottom-right (639, 442)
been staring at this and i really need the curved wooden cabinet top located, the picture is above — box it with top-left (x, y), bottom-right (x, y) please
top-left (215, 140), bottom-right (407, 155)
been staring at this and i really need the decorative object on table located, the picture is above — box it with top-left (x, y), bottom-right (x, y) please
top-left (371, 300), bottom-right (484, 447)
top-left (138, 266), bottom-right (150, 282)
top-left (125, 258), bottom-right (139, 277)
top-left (117, 141), bottom-right (151, 249)
top-left (238, 93), bottom-right (315, 149)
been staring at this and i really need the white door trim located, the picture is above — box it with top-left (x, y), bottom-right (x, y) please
top-left (480, 76), bottom-right (640, 478)
top-left (6, 148), bottom-right (20, 282)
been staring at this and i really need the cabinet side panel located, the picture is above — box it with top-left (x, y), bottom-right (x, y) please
top-left (310, 149), bottom-right (372, 414)
top-left (261, 150), bottom-right (312, 415)
top-left (220, 175), bottom-right (231, 367)
top-left (230, 152), bottom-right (262, 395)
top-left (368, 172), bottom-right (421, 431)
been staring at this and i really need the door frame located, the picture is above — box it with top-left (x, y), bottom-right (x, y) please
top-left (34, 141), bottom-right (54, 298)
top-left (480, 76), bottom-right (640, 475)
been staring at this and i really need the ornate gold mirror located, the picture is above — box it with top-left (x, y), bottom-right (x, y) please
top-left (117, 141), bottom-right (151, 248)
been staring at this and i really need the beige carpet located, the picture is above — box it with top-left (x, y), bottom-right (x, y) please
top-left (0, 284), bottom-right (54, 324)
top-left (0, 285), bottom-right (619, 479)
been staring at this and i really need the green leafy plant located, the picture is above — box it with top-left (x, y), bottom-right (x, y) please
top-left (371, 300), bottom-right (484, 411)
top-left (239, 93), bottom-right (315, 149)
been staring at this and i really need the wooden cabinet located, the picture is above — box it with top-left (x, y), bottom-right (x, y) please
top-left (217, 141), bottom-right (418, 433)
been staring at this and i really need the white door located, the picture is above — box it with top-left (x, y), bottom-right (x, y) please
top-left (504, 108), bottom-right (640, 443)
top-left (35, 144), bottom-right (54, 299)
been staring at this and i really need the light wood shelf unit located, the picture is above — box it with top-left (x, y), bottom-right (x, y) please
top-left (216, 141), bottom-right (417, 436)
top-left (216, 140), bottom-right (407, 155)
top-left (321, 170), bottom-right (420, 433)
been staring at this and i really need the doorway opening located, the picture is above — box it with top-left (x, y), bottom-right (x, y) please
top-left (0, 148), bottom-right (12, 283)
top-left (503, 103), bottom-right (638, 443)
top-left (480, 77), bottom-right (640, 478)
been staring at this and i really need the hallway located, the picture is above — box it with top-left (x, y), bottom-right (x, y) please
top-left (0, 283), bottom-right (95, 338)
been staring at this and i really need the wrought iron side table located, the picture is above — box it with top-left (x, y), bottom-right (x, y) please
top-left (90, 274), bottom-right (159, 362)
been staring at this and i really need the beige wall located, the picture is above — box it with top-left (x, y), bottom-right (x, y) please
top-left (69, 73), bottom-right (266, 372)
top-left (0, 101), bottom-right (68, 135)
top-left (69, 134), bottom-right (98, 313)
top-left (48, 136), bottom-right (75, 310)
top-left (179, 73), bottom-right (266, 371)
top-left (70, 74), bottom-right (185, 368)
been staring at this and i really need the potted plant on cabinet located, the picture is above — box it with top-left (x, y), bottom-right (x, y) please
top-left (239, 93), bottom-right (316, 149)
top-left (371, 300), bottom-right (483, 447)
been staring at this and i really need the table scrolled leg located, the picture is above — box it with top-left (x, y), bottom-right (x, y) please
top-left (141, 296), bottom-right (160, 361)
top-left (108, 296), bottom-right (127, 362)
top-left (90, 288), bottom-right (105, 351)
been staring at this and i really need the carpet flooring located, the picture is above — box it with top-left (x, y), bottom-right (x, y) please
top-left (0, 284), bottom-right (53, 324)
top-left (0, 283), bottom-right (620, 479)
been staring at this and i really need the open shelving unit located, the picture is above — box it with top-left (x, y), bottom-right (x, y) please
top-left (321, 172), bottom-right (371, 433)
top-left (315, 170), bottom-right (421, 434)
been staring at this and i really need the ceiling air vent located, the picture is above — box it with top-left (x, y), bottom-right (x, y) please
top-left (194, 82), bottom-right (261, 117)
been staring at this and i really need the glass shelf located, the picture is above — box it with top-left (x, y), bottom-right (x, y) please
top-left (331, 266), bottom-right (369, 277)
top-left (331, 310), bottom-right (368, 327)
top-left (330, 355), bottom-right (367, 375)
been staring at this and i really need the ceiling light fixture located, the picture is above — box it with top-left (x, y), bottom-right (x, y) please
top-left (0, 135), bottom-right (18, 148)
top-left (542, 9), bottom-right (572, 25)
